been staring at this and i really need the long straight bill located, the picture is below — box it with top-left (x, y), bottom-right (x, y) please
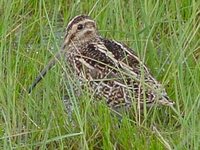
top-left (28, 51), bottom-right (64, 93)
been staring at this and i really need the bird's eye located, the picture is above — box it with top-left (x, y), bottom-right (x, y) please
top-left (77, 24), bottom-right (84, 30)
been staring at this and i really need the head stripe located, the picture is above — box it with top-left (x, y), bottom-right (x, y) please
top-left (66, 15), bottom-right (91, 32)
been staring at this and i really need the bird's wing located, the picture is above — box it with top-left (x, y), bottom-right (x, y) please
top-left (71, 39), bottom-right (174, 106)
top-left (101, 39), bottom-right (174, 106)
top-left (101, 39), bottom-right (158, 84)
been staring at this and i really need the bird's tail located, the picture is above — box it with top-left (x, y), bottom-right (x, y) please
top-left (158, 95), bottom-right (175, 106)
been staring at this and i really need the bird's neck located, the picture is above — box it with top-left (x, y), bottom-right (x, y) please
top-left (69, 36), bottom-right (100, 47)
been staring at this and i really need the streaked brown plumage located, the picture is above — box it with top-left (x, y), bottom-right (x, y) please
top-left (28, 15), bottom-right (174, 109)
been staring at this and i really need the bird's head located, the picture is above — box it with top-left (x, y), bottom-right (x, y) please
top-left (63, 15), bottom-right (98, 46)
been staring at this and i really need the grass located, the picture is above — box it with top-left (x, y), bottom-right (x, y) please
top-left (0, 0), bottom-right (200, 149)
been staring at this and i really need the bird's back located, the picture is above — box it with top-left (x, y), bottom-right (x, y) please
top-left (66, 37), bottom-right (174, 108)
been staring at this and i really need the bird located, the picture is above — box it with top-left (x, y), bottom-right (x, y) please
top-left (28, 15), bottom-right (174, 110)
